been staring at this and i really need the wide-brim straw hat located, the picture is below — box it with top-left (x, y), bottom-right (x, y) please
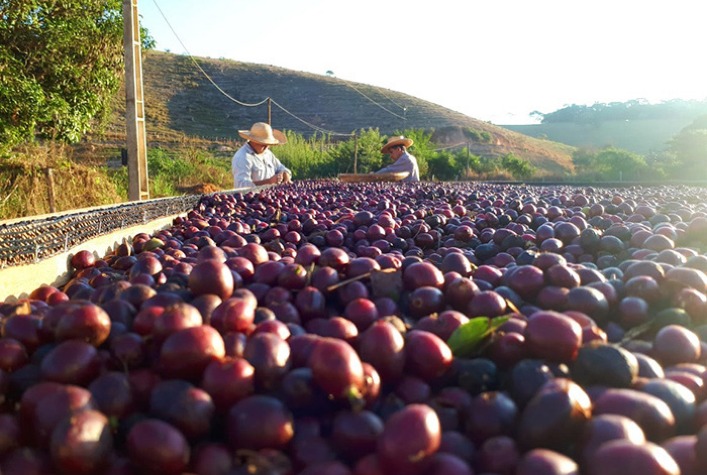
top-left (272, 129), bottom-right (288, 145)
top-left (238, 122), bottom-right (284, 145)
top-left (381, 135), bottom-right (414, 154)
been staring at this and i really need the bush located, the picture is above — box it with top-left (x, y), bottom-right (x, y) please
top-left (463, 128), bottom-right (493, 143)
top-left (501, 153), bottom-right (535, 179)
top-left (572, 146), bottom-right (649, 181)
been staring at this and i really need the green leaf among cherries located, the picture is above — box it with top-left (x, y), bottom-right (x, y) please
top-left (447, 315), bottom-right (510, 357)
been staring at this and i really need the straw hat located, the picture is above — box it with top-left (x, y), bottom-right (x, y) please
top-left (381, 135), bottom-right (413, 154)
top-left (238, 122), bottom-right (284, 145)
top-left (272, 129), bottom-right (288, 145)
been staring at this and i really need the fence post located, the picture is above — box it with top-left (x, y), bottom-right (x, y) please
top-left (45, 167), bottom-right (56, 213)
top-left (354, 134), bottom-right (359, 174)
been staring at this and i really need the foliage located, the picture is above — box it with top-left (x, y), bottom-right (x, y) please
top-left (140, 25), bottom-right (156, 50)
top-left (501, 153), bottom-right (535, 179)
top-left (104, 147), bottom-right (232, 202)
top-left (572, 146), bottom-right (650, 181)
top-left (454, 148), bottom-right (482, 176)
top-left (667, 115), bottom-right (707, 179)
top-left (427, 151), bottom-right (458, 180)
top-left (537, 99), bottom-right (707, 125)
top-left (0, 58), bottom-right (44, 147)
top-left (275, 126), bottom-right (540, 182)
top-left (447, 316), bottom-right (510, 357)
top-left (0, 0), bottom-right (124, 147)
top-left (149, 147), bottom-right (231, 196)
top-left (328, 128), bottom-right (387, 175)
top-left (107, 165), bottom-right (129, 202)
top-left (281, 128), bottom-right (388, 177)
top-left (272, 132), bottom-right (335, 179)
top-left (462, 127), bottom-right (493, 143)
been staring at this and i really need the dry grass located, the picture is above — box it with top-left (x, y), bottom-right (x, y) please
top-left (0, 144), bottom-right (124, 220)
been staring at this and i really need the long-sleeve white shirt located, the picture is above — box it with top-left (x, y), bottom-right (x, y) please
top-left (376, 152), bottom-right (420, 182)
top-left (231, 143), bottom-right (292, 189)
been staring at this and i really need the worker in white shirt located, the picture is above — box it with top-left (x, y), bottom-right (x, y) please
top-left (232, 122), bottom-right (292, 188)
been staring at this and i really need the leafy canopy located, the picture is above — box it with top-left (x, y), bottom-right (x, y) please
top-left (668, 115), bottom-right (707, 179)
top-left (0, 0), bottom-right (124, 146)
top-left (572, 146), bottom-right (649, 181)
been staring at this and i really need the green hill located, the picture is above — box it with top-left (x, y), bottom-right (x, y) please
top-left (501, 99), bottom-right (707, 155)
top-left (97, 51), bottom-right (576, 176)
top-left (502, 118), bottom-right (694, 155)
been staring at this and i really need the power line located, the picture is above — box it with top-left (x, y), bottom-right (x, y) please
top-left (149, 0), bottom-right (356, 137)
top-left (344, 82), bottom-right (408, 121)
top-left (270, 99), bottom-right (353, 137)
top-left (372, 86), bottom-right (408, 111)
top-left (150, 0), bottom-right (267, 108)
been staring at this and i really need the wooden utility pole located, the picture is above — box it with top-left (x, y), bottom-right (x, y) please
top-left (123, 0), bottom-right (149, 201)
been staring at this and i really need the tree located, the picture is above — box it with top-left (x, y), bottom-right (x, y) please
top-left (668, 117), bottom-right (707, 179)
top-left (573, 146), bottom-right (648, 181)
top-left (140, 25), bottom-right (156, 50)
top-left (500, 153), bottom-right (535, 179)
top-left (595, 147), bottom-right (647, 181)
top-left (572, 148), bottom-right (601, 176)
top-left (427, 151), bottom-right (457, 180)
top-left (0, 0), bottom-right (124, 147)
top-left (327, 128), bottom-right (384, 174)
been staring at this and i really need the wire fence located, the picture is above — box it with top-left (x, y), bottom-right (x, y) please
top-left (0, 195), bottom-right (201, 268)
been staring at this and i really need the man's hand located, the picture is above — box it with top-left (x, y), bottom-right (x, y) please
top-left (267, 174), bottom-right (281, 185)
top-left (259, 172), bottom-right (291, 186)
top-left (273, 172), bottom-right (291, 184)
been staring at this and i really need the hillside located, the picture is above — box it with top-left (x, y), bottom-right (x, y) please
top-left (97, 51), bottom-right (575, 175)
top-left (503, 118), bottom-right (694, 155)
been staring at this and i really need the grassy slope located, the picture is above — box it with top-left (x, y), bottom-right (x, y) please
top-left (97, 51), bottom-right (576, 176)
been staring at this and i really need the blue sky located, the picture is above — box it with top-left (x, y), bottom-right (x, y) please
top-left (137, 0), bottom-right (707, 124)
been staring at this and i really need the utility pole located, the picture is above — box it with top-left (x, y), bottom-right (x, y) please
top-left (123, 0), bottom-right (149, 201)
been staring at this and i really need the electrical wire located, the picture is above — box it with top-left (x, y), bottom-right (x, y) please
top-left (270, 99), bottom-right (354, 137)
top-left (372, 86), bottom-right (408, 111)
top-left (344, 82), bottom-right (408, 120)
top-left (150, 0), bottom-right (268, 108)
top-left (149, 0), bottom-right (359, 137)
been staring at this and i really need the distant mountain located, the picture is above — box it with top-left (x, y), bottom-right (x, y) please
top-left (99, 51), bottom-right (575, 175)
top-left (502, 99), bottom-right (707, 155)
top-left (502, 120), bottom-right (692, 155)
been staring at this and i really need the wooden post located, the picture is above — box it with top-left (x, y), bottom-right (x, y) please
top-left (45, 167), bottom-right (56, 213)
top-left (123, 0), bottom-right (149, 201)
top-left (353, 134), bottom-right (358, 174)
top-left (267, 98), bottom-right (272, 125)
